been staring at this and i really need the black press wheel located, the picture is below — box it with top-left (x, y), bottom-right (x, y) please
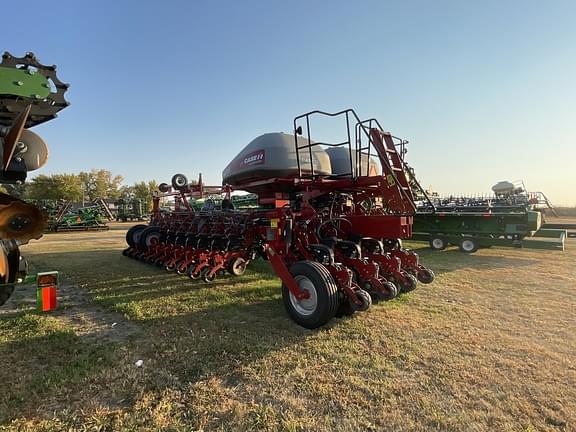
top-left (188, 265), bottom-right (201, 280)
top-left (175, 261), bottom-right (189, 275)
top-left (459, 237), bottom-right (479, 253)
top-left (201, 267), bottom-right (216, 283)
top-left (349, 289), bottom-right (372, 312)
top-left (417, 268), bottom-right (435, 284)
top-left (125, 224), bottom-right (148, 248)
top-left (398, 273), bottom-right (418, 293)
top-left (429, 235), bottom-right (448, 251)
top-left (281, 261), bottom-right (339, 329)
top-left (227, 257), bottom-right (247, 276)
top-left (378, 279), bottom-right (398, 301)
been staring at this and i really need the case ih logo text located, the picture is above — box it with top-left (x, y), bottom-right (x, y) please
top-left (241, 150), bottom-right (265, 167)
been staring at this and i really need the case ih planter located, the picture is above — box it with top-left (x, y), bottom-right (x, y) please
top-left (123, 109), bottom-right (434, 328)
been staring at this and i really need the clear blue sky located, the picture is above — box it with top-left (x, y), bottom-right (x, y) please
top-left (3, 0), bottom-right (575, 205)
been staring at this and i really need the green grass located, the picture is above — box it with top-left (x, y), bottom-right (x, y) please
top-left (0, 223), bottom-right (575, 431)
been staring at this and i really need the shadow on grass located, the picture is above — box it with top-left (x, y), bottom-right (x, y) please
top-left (1, 249), bottom-right (333, 422)
top-left (0, 314), bottom-right (114, 424)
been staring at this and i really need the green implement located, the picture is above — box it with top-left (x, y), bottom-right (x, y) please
top-left (412, 209), bottom-right (566, 252)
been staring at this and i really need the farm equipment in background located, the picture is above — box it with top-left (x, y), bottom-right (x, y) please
top-left (123, 109), bottom-right (435, 328)
top-left (0, 51), bottom-right (69, 305)
top-left (46, 198), bottom-right (113, 232)
top-left (409, 179), bottom-right (566, 252)
top-left (115, 198), bottom-right (148, 222)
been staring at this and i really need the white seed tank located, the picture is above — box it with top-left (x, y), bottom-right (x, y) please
top-left (492, 181), bottom-right (524, 196)
top-left (222, 133), bottom-right (332, 186)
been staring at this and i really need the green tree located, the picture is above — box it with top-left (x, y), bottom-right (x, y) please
top-left (25, 174), bottom-right (82, 201)
top-left (131, 180), bottom-right (158, 208)
top-left (118, 185), bottom-right (135, 199)
top-left (79, 169), bottom-right (124, 201)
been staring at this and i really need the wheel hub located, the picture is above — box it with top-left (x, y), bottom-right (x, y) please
top-left (432, 238), bottom-right (444, 249)
top-left (289, 275), bottom-right (318, 316)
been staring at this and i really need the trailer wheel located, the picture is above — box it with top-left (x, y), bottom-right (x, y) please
top-left (459, 237), bottom-right (478, 253)
top-left (228, 257), bottom-right (247, 276)
top-left (171, 173), bottom-right (188, 190)
top-left (125, 224), bottom-right (148, 247)
top-left (429, 236), bottom-right (448, 250)
top-left (282, 261), bottom-right (339, 329)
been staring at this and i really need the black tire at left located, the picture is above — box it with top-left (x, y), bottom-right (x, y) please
top-left (125, 224), bottom-right (148, 248)
top-left (281, 261), bottom-right (339, 329)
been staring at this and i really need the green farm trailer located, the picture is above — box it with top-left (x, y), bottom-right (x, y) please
top-left (412, 208), bottom-right (566, 252)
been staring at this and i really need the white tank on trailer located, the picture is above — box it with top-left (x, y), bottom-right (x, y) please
top-left (492, 180), bottom-right (524, 196)
top-left (222, 132), bottom-right (332, 186)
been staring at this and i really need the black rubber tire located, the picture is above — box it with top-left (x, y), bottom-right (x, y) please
top-left (176, 261), bottom-right (189, 275)
top-left (201, 267), bottom-right (216, 283)
top-left (125, 224), bottom-right (148, 247)
top-left (188, 265), bottom-right (201, 280)
top-left (458, 237), bottom-right (479, 253)
top-left (228, 257), bottom-right (247, 276)
top-left (383, 238), bottom-right (402, 250)
top-left (335, 293), bottom-right (355, 318)
top-left (398, 273), bottom-right (418, 293)
top-left (171, 173), bottom-right (188, 190)
top-left (350, 289), bottom-right (372, 312)
top-left (281, 261), bottom-right (339, 329)
top-left (0, 248), bottom-right (20, 307)
top-left (138, 226), bottom-right (163, 249)
top-left (417, 268), bottom-right (435, 284)
top-left (378, 280), bottom-right (398, 301)
top-left (429, 236), bottom-right (448, 251)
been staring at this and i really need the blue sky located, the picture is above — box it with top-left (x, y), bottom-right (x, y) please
top-left (3, 0), bottom-right (575, 204)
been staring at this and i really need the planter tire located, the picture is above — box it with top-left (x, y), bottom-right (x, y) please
top-left (281, 261), bottom-right (339, 329)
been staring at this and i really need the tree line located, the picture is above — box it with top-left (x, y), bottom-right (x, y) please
top-left (2, 169), bottom-right (158, 204)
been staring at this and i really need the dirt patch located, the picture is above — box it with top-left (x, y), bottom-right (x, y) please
top-left (0, 281), bottom-right (140, 343)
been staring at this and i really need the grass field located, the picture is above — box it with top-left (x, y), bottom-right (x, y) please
top-left (0, 222), bottom-right (575, 431)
